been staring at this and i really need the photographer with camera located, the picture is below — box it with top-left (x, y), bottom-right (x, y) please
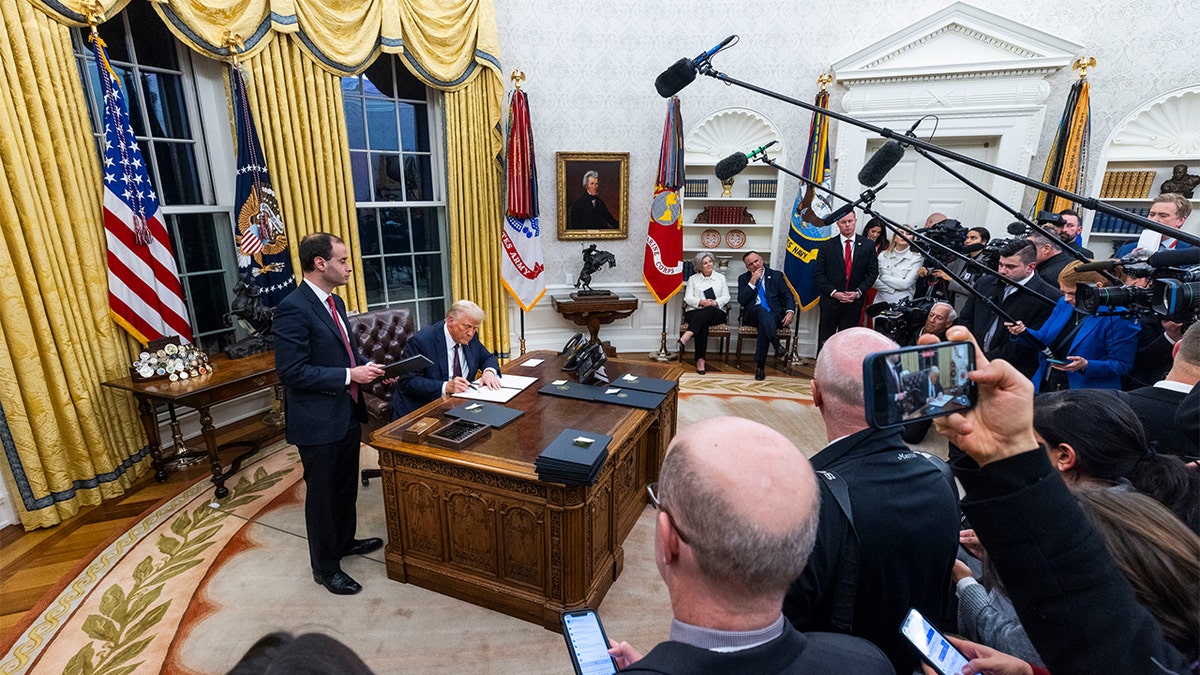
top-left (931, 226), bottom-right (992, 314)
top-left (959, 239), bottom-right (1061, 379)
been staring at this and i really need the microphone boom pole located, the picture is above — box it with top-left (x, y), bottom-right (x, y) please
top-left (689, 64), bottom-right (1200, 248)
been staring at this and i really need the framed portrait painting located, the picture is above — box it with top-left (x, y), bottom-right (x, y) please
top-left (557, 152), bottom-right (629, 240)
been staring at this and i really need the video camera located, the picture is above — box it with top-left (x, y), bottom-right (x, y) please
top-left (920, 218), bottom-right (967, 266)
top-left (868, 296), bottom-right (936, 346)
top-left (1076, 248), bottom-right (1200, 322)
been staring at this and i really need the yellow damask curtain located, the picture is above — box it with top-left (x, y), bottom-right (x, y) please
top-left (445, 72), bottom-right (508, 355)
top-left (238, 39), bottom-right (367, 310)
top-left (0, 1), bottom-right (148, 530)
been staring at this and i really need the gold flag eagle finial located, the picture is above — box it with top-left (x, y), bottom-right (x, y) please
top-left (511, 70), bottom-right (526, 90)
top-left (1072, 56), bottom-right (1097, 79)
top-left (817, 72), bottom-right (833, 92)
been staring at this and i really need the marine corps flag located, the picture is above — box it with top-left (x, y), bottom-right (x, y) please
top-left (500, 87), bottom-right (546, 311)
top-left (231, 62), bottom-right (293, 307)
top-left (1032, 64), bottom-right (1092, 215)
top-left (783, 89), bottom-right (834, 311)
top-left (643, 97), bottom-right (685, 303)
top-left (91, 32), bottom-right (192, 345)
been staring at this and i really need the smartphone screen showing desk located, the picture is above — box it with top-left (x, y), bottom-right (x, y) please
top-left (863, 341), bottom-right (976, 429)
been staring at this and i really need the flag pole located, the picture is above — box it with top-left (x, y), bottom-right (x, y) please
top-left (648, 304), bottom-right (675, 362)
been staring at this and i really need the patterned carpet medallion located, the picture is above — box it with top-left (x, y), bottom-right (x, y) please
top-left (1, 373), bottom-right (834, 674)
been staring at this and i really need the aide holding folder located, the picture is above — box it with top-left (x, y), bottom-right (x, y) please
top-left (390, 300), bottom-right (501, 419)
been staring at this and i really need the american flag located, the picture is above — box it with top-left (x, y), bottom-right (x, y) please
top-left (91, 33), bottom-right (192, 345)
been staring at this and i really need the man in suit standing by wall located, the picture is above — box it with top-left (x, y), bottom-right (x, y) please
top-left (737, 250), bottom-right (795, 381)
top-left (813, 211), bottom-right (879, 353)
top-left (1124, 321), bottom-right (1199, 457)
top-left (959, 238), bottom-right (1060, 379)
top-left (390, 300), bottom-right (501, 418)
top-left (274, 233), bottom-right (385, 596)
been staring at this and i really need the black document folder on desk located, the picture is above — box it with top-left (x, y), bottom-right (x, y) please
top-left (444, 402), bottom-right (524, 428)
top-left (535, 429), bottom-right (612, 485)
top-left (610, 374), bottom-right (677, 395)
top-left (538, 382), bottom-right (666, 410)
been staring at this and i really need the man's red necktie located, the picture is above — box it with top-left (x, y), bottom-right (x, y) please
top-left (326, 295), bottom-right (359, 402)
top-left (844, 239), bottom-right (853, 286)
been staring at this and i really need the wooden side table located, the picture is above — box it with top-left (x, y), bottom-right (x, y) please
top-left (550, 295), bottom-right (638, 356)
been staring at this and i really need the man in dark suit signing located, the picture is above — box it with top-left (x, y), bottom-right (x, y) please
top-left (274, 233), bottom-right (385, 596)
top-left (959, 238), bottom-right (1061, 379)
top-left (737, 250), bottom-right (796, 381)
top-left (390, 300), bottom-right (502, 418)
top-left (812, 211), bottom-right (879, 353)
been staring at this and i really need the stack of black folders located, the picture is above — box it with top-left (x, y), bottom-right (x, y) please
top-left (535, 429), bottom-right (613, 486)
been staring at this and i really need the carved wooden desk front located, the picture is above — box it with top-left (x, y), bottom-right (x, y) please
top-left (370, 350), bottom-right (681, 629)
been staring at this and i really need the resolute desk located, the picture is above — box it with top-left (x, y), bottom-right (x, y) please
top-left (370, 350), bottom-right (681, 629)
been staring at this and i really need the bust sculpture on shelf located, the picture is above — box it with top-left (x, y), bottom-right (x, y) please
top-left (573, 243), bottom-right (617, 298)
top-left (1160, 164), bottom-right (1200, 198)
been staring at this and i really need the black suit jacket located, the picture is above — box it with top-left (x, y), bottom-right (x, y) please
top-left (959, 273), bottom-right (1061, 377)
top-left (736, 266), bottom-right (796, 316)
top-left (784, 427), bottom-right (959, 675)
top-left (390, 320), bottom-right (500, 418)
top-left (812, 235), bottom-right (879, 304)
top-left (273, 283), bottom-right (368, 446)
top-left (1123, 385), bottom-right (1197, 458)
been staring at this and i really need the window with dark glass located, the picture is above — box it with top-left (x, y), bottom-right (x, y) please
top-left (343, 56), bottom-right (448, 327)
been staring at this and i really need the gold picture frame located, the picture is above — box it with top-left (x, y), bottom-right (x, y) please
top-left (557, 152), bottom-right (629, 240)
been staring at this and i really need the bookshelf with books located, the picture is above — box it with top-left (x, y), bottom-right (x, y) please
top-left (682, 107), bottom-right (785, 269)
top-left (1083, 86), bottom-right (1200, 258)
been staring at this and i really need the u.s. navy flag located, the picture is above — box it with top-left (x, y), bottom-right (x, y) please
top-left (231, 63), bottom-right (293, 306)
top-left (92, 33), bottom-right (192, 345)
top-left (783, 89), bottom-right (834, 311)
top-left (642, 97), bottom-right (685, 304)
top-left (501, 88), bottom-right (546, 311)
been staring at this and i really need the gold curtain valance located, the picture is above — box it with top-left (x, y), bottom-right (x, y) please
top-left (27, 0), bottom-right (501, 84)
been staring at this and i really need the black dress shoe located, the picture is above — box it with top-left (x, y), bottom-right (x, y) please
top-left (341, 537), bottom-right (383, 557)
top-left (755, 367), bottom-right (766, 381)
top-left (313, 570), bottom-right (362, 595)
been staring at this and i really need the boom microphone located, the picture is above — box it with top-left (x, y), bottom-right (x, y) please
top-left (1075, 248), bottom-right (1158, 273)
top-left (1147, 246), bottom-right (1200, 268)
top-left (1006, 221), bottom-right (1031, 236)
top-left (857, 141), bottom-right (905, 186)
top-left (654, 35), bottom-right (737, 98)
top-left (713, 141), bottom-right (779, 181)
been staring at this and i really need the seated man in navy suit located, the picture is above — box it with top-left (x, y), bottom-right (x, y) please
top-left (737, 250), bottom-right (796, 381)
top-left (390, 300), bottom-right (502, 419)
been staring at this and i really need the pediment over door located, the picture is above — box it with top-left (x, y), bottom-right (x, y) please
top-left (832, 1), bottom-right (1083, 87)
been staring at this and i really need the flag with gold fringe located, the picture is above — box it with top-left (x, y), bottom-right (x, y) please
top-left (91, 32), bottom-right (192, 345)
top-left (501, 87), bottom-right (546, 311)
top-left (1032, 73), bottom-right (1091, 215)
top-left (642, 97), bottom-right (685, 303)
top-left (231, 62), bottom-right (293, 307)
top-left (783, 89), bottom-right (834, 311)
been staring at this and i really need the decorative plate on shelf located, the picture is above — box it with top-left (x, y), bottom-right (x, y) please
top-left (725, 228), bottom-right (747, 249)
top-left (700, 228), bottom-right (722, 249)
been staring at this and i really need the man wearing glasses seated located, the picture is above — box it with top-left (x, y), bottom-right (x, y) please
top-left (606, 417), bottom-right (890, 674)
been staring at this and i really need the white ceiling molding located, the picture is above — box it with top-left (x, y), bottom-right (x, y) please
top-left (832, 2), bottom-right (1083, 85)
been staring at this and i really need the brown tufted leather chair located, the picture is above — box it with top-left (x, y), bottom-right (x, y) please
top-left (347, 307), bottom-right (415, 484)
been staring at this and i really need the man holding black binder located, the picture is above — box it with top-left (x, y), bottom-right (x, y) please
top-left (274, 233), bottom-right (385, 595)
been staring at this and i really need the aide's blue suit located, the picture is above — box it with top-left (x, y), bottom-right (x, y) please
top-left (1018, 298), bottom-right (1139, 391)
top-left (274, 282), bottom-right (369, 576)
top-left (390, 320), bottom-right (500, 419)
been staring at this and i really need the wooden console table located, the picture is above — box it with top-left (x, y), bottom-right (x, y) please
top-left (102, 351), bottom-right (279, 499)
top-left (550, 295), bottom-right (638, 356)
top-left (370, 350), bottom-right (681, 629)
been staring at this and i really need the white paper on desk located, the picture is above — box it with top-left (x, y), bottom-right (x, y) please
top-left (476, 373), bottom-right (538, 391)
top-left (453, 387), bottom-right (521, 404)
top-left (521, 358), bottom-right (545, 367)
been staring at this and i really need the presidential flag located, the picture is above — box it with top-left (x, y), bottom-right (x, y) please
top-left (783, 89), bottom-right (834, 311)
top-left (231, 63), bottom-right (293, 306)
top-left (1032, 74), bottom-right (1091, 216)
top-left (91, 33), bottom-right (192, 345)
top-left (500, 88), bottom-right (546, 311)
top-left (642, 97), bottom-right (685, 304)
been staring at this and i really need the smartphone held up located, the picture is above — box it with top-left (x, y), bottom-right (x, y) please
top-left (863, 341), bottom-right (977, 429)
